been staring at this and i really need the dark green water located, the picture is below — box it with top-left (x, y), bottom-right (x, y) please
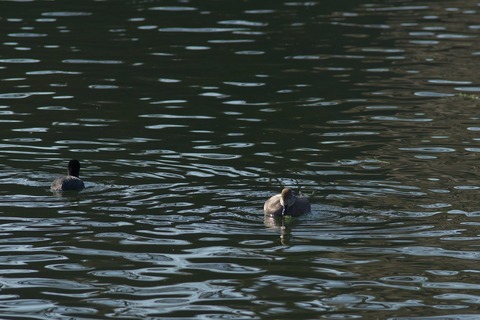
top-left (2, 0), bottom-right (480, 319)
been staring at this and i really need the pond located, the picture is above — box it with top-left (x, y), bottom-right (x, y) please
top-left (1, 0), bottom-right (480, 319)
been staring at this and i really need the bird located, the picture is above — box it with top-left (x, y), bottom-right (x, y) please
top-left (51, 159), bottom-right (85, 191)
top-left (263, 187), bottom-right (311, 217)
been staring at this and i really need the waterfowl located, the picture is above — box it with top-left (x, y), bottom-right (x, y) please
top-left (51, 159), bottom-right (85, 191)
top-left (264, 187), bottom-right (311, 217)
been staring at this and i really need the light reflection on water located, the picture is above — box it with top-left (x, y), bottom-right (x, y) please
top-left (1, 0), bottom-right (480, 319)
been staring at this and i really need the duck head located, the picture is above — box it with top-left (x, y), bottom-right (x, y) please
top-left (67, 159), bottom-right (81, 178)
top-left (279, 187), bottom-right (296, 216)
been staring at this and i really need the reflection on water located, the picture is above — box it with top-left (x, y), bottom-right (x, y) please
top-left (2, 0), bottom-right (480, 319)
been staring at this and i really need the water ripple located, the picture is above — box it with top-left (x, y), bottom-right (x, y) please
top-left (42, 11), bottom-right (92, 17)
top-left (159, 27), bottom-right (245, 33)
top-left (149, 6), bottom-right (197, 12)
top-left (0, 92), bottom-right (54, 99)
top-left (0, 58), bottom-right (40, 63)
top-left (62, 59), bottom-right (123, 64)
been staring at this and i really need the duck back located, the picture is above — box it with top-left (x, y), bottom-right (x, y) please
top-left (51, 176), bottom-right (85, 191)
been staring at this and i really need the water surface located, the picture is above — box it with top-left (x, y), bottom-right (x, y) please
top-left (1, 0), bottom-right (480, 319)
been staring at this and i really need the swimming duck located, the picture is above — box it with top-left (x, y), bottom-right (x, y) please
top-left (51, 159), bottom-right (85, 191)
top-left (264, 187), bottom-right (311, 217)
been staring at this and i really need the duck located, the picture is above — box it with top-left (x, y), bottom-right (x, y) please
top-left (51, 159), bottom-right (85, 191)
top-left (264, 187), bottom-right (311, 217)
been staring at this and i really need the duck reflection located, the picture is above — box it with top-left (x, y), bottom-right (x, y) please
top-left (264, 214), bottom-right (297, 245)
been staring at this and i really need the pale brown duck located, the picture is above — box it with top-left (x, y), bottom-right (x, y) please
top-left (264, 187), bottom-right (311, 217)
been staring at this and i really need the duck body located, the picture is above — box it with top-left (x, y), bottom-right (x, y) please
top-left (51, 159), bottom-right (85, 191)
top-left (51, 175), bottom-right (85, 191)
top-left (264, 187), bottom-right (311, 217)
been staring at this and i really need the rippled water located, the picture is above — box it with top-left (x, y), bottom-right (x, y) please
top-left (2, 0), bottom-right (480, 319)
